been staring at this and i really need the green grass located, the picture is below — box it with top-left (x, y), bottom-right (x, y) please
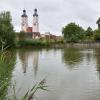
top-left (17, 39), bottom-right (50, 47)
top-left (0, 50), bottom-right (15, 100)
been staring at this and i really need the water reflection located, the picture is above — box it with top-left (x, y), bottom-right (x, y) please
top-left (94, 50), bottom-right (100, 79)
top-left (18, 49), bottom-right (28, 73)
top-left (62, 48), bottom-right (83, 70)
top-left (6, 48), bottom-right (100, 100)
top-left (18, 49), bottom-right (39, 76)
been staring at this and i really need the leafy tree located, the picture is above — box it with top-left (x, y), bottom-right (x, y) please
top-left (85, 27), bottom-right (93, 37)
top-left (62, 23), bottom-right (85, 43)
top-left (0, 11), bottom-right (15, 47)
top-left (85, 27), bottom-right (93, 41)
top-left (18, 31), bottom-right (28, 40)
top-left (93, 29), bottom-right (100, 41)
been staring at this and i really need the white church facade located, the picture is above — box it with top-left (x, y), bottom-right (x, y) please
top-left (21, 9), bottom-right (40, 39)
top-left (20, 9), bottom-right (61, 41)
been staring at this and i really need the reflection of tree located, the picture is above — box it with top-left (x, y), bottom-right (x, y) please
top-left (62, 48), bottom-right (83, 70)
top-left (95, 50), bottom-right (100, 79)
top-left (18, 48), bottom-right (39, 76)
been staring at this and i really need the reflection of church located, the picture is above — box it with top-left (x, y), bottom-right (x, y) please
top-left (18, 50), bottom-right (39, 76)
top-left (21, 9), bottom-right (40, 39)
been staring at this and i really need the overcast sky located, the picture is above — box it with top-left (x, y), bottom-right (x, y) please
top-left (0, 0), bottom-right (100, 35)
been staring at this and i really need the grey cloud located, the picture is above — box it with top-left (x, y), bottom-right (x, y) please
top-left (0, 0), bottom-right (100, 35)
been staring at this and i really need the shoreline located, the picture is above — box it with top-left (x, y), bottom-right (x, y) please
top-left (51, 42), bottom-right (100, 49)
top-left (14, 42), bottom-right (100, 49)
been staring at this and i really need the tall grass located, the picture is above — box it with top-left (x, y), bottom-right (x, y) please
top-left (7, 78), bottom-right (48, 100)
top-left (0, 45), bottom-right (48, 100)
top-left (0, 47), bottom-right (15, 100)
top-left (17, 39), bottom-right (50, 47)
top-left (21, 78), bottom-right (48, 100)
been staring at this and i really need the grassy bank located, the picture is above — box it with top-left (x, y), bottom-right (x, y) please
top-left (0, 50), bottom-right (15, 100)
top-left (17, 39), bottom-right (51, 47)
top-left (51, 42), bottom-right (100, 49)
top-left (15, 39), bottom-right (100, 49)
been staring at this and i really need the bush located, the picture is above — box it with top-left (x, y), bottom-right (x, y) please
top-left (0, 49), bottom-right (15, 99)
top-left (17, 39), bottom-right (50, 47)
top-left (62, 22), bottom-right (85, 43)
top-left (0, 11), bottom-right (16, 48)
top-left (94, 30), bottom-right (100, 41)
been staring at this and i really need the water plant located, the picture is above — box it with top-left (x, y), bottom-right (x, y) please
top-left (0, 43), bottom-right (48, 100)
top-left (0, 44), bottom-right (15, 100)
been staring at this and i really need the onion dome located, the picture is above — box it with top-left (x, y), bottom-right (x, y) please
top-left (21, 9), bottom-right (28, 17)
top-left (33, 8), bottom-right (38, 17)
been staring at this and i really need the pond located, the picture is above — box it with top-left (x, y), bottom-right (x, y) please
top-left (7, 48), bottom-right (100, 100)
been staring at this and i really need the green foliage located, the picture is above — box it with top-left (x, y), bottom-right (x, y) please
top-left (17, 32), bottom-right (28, 40)
top-left (94, 29), bottom-right (100, 41)
top-left (0, 11), bottom-right (16, 48)
top-left (85, 27), bottom-right (93, 37)
top-left (18, 39), bottom-right (50, 47)
top-left (85, 27), bottom-right (93, 40)
top-left (0, 48), bottom-right (15, 100)
top-left (7, 79), bottom-right (48, 100)
top-left (0, 47), bottom-right (48, 100)
top-left (62, 23), bottom-right (85, 43)
top-left (21, 78), bottom-right (48, 100)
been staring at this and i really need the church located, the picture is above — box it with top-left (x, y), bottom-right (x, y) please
top-left (21, 9), bottom-right (40, 39)
top-left (20, 9), bottom-right (62, 41)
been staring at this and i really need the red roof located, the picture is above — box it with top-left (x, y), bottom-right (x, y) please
top-left (27, 27), bottom-right (32, 33)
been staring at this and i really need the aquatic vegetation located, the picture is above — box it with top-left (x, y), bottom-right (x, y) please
top-left (7, 78), bottom-right (48, 100)
top-left (0, 48), bottom-right (15, 100)
top-left (0, 46), bottom-right (48, 100)
top-left (21, 78), bottom-right (48, 100)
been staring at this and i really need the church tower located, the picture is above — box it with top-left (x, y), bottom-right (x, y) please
top-left (21, 10), bottom-right (28, 32)
top-left (33, 9), bottom-right (39, 32)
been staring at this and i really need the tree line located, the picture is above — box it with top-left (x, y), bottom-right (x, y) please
top-left (1, 11), bottom-right (100, 48)
top-left (62, 23), bottom-right (100, 43)
top-left (0, 11), bottom-right (15, 48)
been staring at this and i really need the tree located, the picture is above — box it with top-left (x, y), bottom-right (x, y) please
top-left (85, 27), bottom-right (93, 37)
top-left (62, 23), bottom-right (85, 43)
top-left (94, 29), bottom-right (100, 41)
top-left (0, 11), bottom-right (15, 47)
top-left (18, 31), bottom-right (28, 40)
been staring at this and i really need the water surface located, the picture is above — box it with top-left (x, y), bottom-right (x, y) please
top-left (8, 48), bottom-right (100, 100)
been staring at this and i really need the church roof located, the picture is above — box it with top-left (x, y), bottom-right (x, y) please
top-left (21, 10), bottom-right (28, 17)
top-left (33, 9), bottom-right (38, 17)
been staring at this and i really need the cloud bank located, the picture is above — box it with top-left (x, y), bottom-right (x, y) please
top-left (0, 0), bottom-right (100, 35)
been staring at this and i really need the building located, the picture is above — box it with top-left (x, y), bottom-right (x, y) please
top-left (27, 27), bottom-right (32, 33)
top-left (21, 9), bottom-right (28, 32)
top-left (21, 9), bottom-right (40, 39)
top-left (21, 9), bottom-right (63, 41)
top-left (33, 9), bottom-right (39, 32)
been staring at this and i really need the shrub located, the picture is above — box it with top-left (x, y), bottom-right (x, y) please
top-left (18, 39), bottom-right (50, 47)
top-left (0, 11), bottom-right (16, 48)
top-left (62, 22), bottom-right (85, 43)
top-left (94, 30), bottom-right (100, 41)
